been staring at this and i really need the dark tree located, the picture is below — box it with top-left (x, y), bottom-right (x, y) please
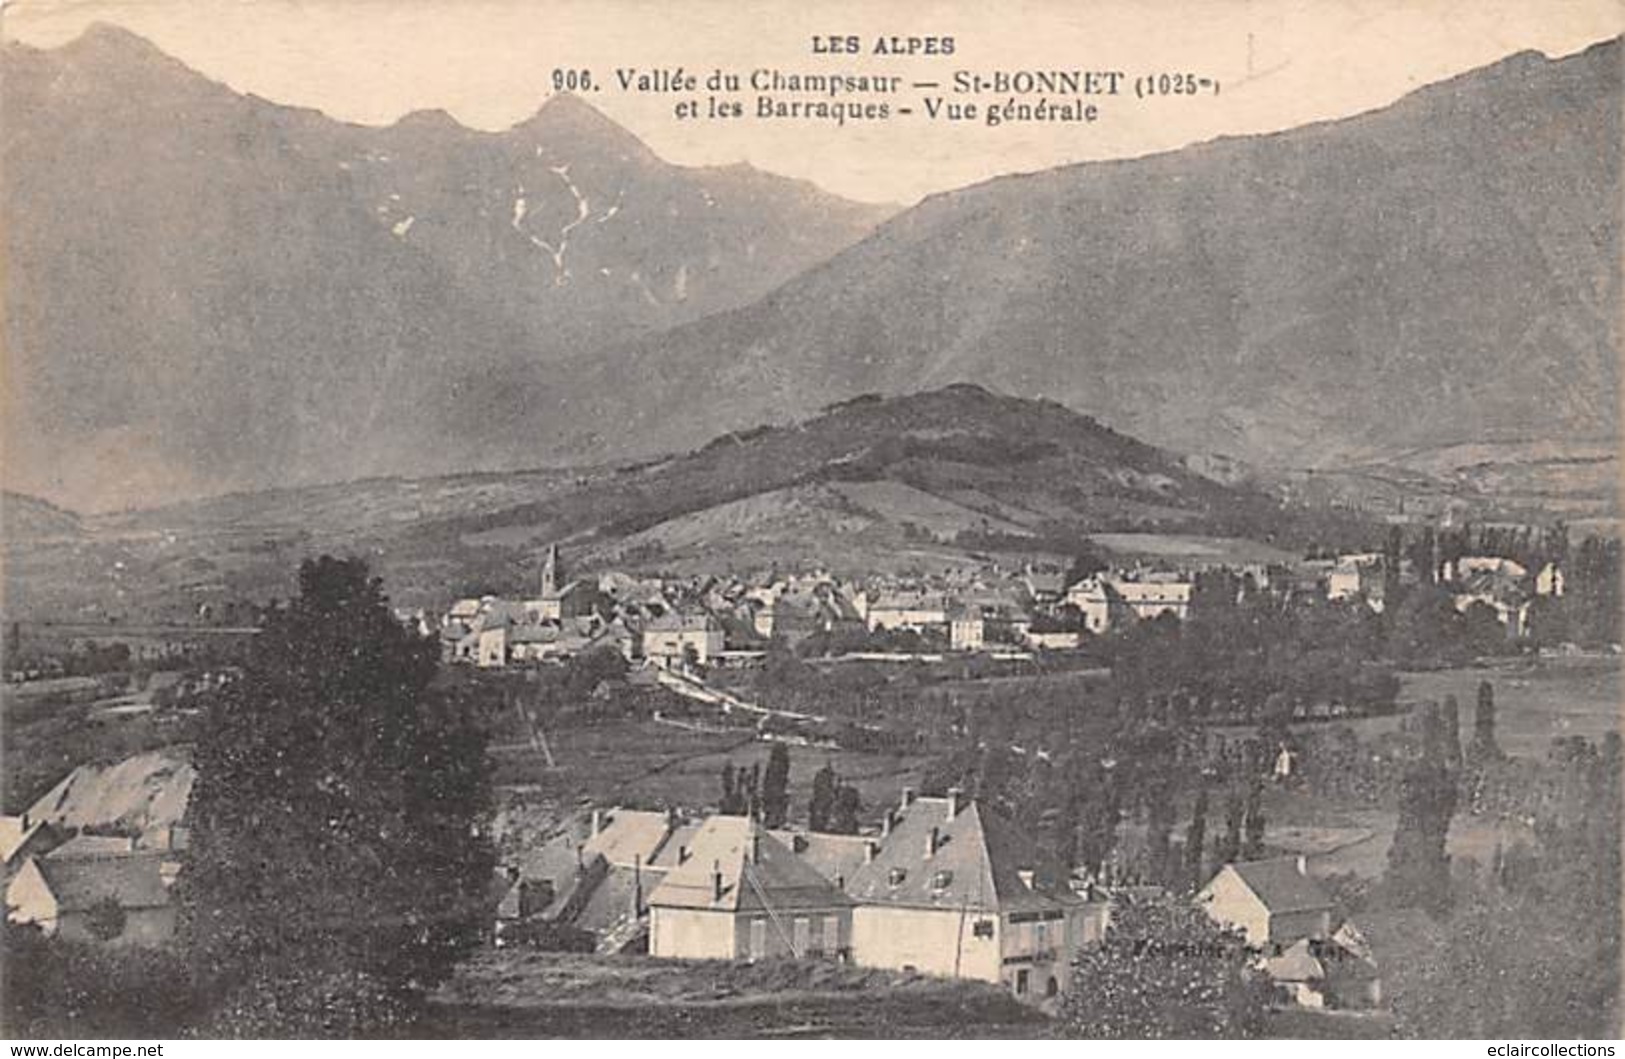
top-left (179, 556), bottom-right (493, 1035)
top-left (1076, 775), bottom-right (1122, 881)
top-left (1242, 782), bottom-right (1266, 860)
top-left (2, 923), bottom-right (206, 1037)
top-left (1386, 706), bottom-right (1458, 915)
top-left (1438, 693), bottom-right (1463, 770)
top-left (84, 896), bottom-right (127, 943)
top-left (829, 783), bottom-right (862, 835)
top-left (1065, 549), bottom-right (1108, 588)
top-left (1469, 680), bottom-right (1501, 765)
top-left (746, 762), bottom-right (763, 819)
top-left (1406, 525), bottom-right (1438, 586)
top-left (1216, 789), bottom-right (1245, 864)
top-left (1184, 785), bottom-right (1209, 889)
top-left (719, 762), bottom-right (740, 814)
top-left (1146, 783), bottom-right (1176, 884)
top-left (808, 762), bottom-right (837, 831)
top-left (1382, 525), bottom-right (1405, 617)
top-left (761, 743), bottom-right (792, 828)
top-left (1060, 895), bottom-right (1269, 1038)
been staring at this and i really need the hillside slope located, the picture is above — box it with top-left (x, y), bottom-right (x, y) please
top-left (7, 387), bottom-right (1326, 617)
top-left (543, 40), bottom-right (1620, 473)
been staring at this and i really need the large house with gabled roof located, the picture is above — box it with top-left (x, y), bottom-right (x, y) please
top-left (1196, 856), bottom-right (1335, 949)
top-left (6, 851), bottom-right (174, 946)
top-left (842, 789), bottom-right (1106, 1002)
top-left (647, 816), bottom-right (853, 961)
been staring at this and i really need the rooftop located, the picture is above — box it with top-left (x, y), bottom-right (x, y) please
top-left (844, 796), bottom-right (1076, 914)
top-left (29, 852), bottom-right (171, 913)
top-left (647, 816), bottom-right (852, 913)
top-left (769, 828), bottom-right (874, 888)
top-left (644, 613), bottom-right (722, 633)
top-left (1223, 857), bottom-right (1334, 914)
top-left (0, 816), bottom-right (47, 864)
top-left (583, 809), bottom-right (676, 869)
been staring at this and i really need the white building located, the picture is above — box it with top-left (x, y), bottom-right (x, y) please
top-left (642, 613), bottom-right (725, 667)
top-left (949, 608), bottom-right (986, 651)
top-left (864, 592), bottom-right (950, 633)
top-left (1064, 574), bottom-right (1193, 633)
top-left (6, 852), bottom-right (175, 947)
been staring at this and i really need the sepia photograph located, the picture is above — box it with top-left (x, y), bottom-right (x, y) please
top-left (0, 0), bottom-right (1620, 1042)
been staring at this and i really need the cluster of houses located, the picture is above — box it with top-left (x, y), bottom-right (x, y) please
top-left (0, 744), bottom-right (1387, 1015)
top-left (1307, 550), bottom-right (1563, 638)
top-left (1197, 857), bottom-right (1382, 1010)
top-left (493, 785), bottom-right (1386, 1011)
top-left (433, 541), bottom-right (1571, 672)
top-left (2, 751), bottom-right (193, 947)
top-left (433, 546), bottom-right (1216, 670)
top-left (496, 788), bottom-right (1108, 1004)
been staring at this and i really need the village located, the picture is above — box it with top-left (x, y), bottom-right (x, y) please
top-left (428, 540), bottom-right (1566, 672)
top-left (0, 743), bottom-right (1382, 1015)
top-left (4, 523), bottom-right (1609, 1033)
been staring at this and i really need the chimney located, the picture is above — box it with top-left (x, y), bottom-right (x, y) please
top-left (750, 829), bottom-right (762, 864)
top-left (19, 812), bottom-right (29, 831)
top-left (900, 786), bottom-right (916, 812)
top-left (711, 859), bottom-right (724, 902)
top-left (678, 845), bottom-right (690, 866)
top-left (946, 786), bottom-right (962, 818)
top-left (1295, 855), bottom-right (1308, 876)
top-left (864, 839), bottom-right (879, 863)
top-left (881, 811), bottom-right (893, 838)
top-left (591, 808), bottom-right (604, 836)
top-left (632, 854), bottom-right (643, 915)
top-left (574, 843), bottom-right (584, 871)
top-left (925, 825), bottom-right (940, 859)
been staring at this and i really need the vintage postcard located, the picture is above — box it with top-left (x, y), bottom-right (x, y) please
top-left (0, 0), bottom-right (1620, 1042)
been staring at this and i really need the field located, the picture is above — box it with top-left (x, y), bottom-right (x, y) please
top-left (1211, 655), bottom-right (1620, 760)
top-left (1396, 655), bottom-right (1620, 757)
top-left (1087, 532), bottom-right (1299, 565)
top-left (493, 715), bottom-right (934, 816)
top-left (427, 951), bottom-right (1049, 1038)
top-left (1, 675), bottom-right (194, 811)
top-left (1266, 802), bottom-right (1538, 880)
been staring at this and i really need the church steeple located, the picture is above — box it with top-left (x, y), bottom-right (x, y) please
top-left (541, 544), bottom-right (561, 599)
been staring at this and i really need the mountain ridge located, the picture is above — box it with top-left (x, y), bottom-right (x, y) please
top-left (1, 24), bottom-right (891, 510)
top-left (527, 36), bottom-right (1620, 473)
top-left (4, 385), bottom-right (1331, 620)
top-left (2, 25), bottom-right (1617, 514)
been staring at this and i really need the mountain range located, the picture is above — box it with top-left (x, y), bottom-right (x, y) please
top-left (2, 26), bottom-right (1619, 515)
top-left (546, 39), bottom-right (1620, 475)
top-left (1, 24), bottom-right (888, 509)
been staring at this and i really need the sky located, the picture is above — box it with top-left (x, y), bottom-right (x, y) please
top-left (3, 0), bottom-right (1621, 203)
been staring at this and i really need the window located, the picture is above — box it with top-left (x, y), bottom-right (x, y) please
top-left (931, 870), bottom-right (953, 891)
top-left (749, 918), bottom-right (767, 961)
top-left (888, 867), bottom-right (907, 886)
top-left (793, 916), bottom-right (810, 955)
top-left (823, 915), bottom-right (840, 955)
top-left (1015, 969), bottom-right (1030, 996)
top-left (1046, 976), bottom-right (1059, 998)
top-left (972, 918), bottom-right (995, 939)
